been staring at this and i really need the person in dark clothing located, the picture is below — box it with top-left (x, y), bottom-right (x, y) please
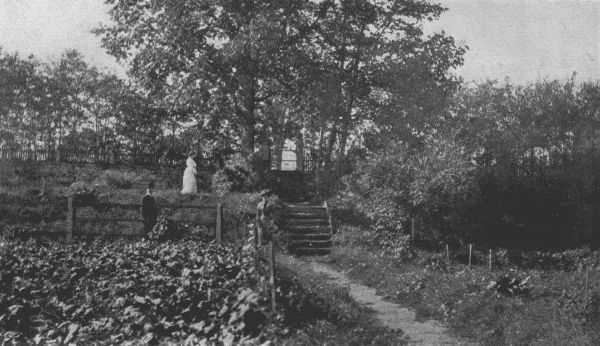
top-left (141, 183), bottom-right (158, 233)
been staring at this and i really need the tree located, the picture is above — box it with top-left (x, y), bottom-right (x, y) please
top-left (0, 50), bottom-right (40, 148)
top-left (96, 0), bottom-right (464, 161)
top-left (296, 0), bottom-right (465, 166)
top-left (96, 0), bottom-right (330, 156)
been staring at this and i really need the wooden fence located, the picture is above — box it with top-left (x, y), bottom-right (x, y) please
top-left (69, 198), bottom-right (224, 242)
top-left (0, 147), bottom-right (217, 168)
top-left (1, 198), bottom-right (225, 243)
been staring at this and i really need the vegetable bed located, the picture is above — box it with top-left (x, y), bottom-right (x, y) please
top-left (0, 237), bottom-right (274, 345)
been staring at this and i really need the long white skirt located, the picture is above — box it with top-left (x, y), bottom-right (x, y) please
top-left (181, 167), bottom-right (197, 194)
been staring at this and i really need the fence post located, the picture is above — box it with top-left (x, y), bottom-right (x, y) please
top-left (489, 249), bottom-right (492, 271)
top-left (446, 244), bottom-right (450, 266)
top-left (254, 214), bottom-right (259, 250)
top-left (585, 266), bottom-right (590, 302)
top-left (216, 202), bottom-right (223, 244)
top-left (468, 244), bottom-right (472, 268)
top-left (66, 196), bottom-right (74, 243)
top-left (269, 240), bottom-right (276, 314)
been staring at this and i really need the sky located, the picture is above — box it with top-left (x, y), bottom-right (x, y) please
top-left (0, 0), bottom-right (599, 84)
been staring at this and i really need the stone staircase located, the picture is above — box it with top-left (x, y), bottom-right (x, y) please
top-left (281, 203), bottom-right (333, 255)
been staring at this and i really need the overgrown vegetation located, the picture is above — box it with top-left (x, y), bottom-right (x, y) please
top-left (346, 79), bottom-right (600, 250)
top-left (328, 225), bottom-right (600, 345)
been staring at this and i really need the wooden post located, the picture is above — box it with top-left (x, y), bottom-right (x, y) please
top-left (66, 196), bottom-right (74, 243)
top-left (585, 266), bottom-right (590, 302)
top-left (446, 244), bottom-right (450, 265)
top-left (257, 215), bottom-right (263, 247)
top-left (253, 215), bottom-right (259, 250)
top-left (489, 249), bottom-right (492, 271)
top-left (269, 240), bottom-right (276, 314)
top-left (411, 217), bottom-right (415, 240)
top-left (468, 244), bottom-right (472, 268)
top-left (216, 202), bottom-right (223, 244)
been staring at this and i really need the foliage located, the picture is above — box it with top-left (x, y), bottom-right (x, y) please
top-left (341, 78), bottom-right (600, 249)
top-left (345, 138), bottom-right (477, 241)
top-left (442, 79), bottom-right (600, 249)
top-left (211, 169), bottom-right (233, 197)
top-left (212, 155), bottom-right (261, 196)
top-left (330, 225), bottom-right (600, 345)
top-left (488, 274), bottom-right (531, 297)
top-left (147, 215), bottom-right (178, 242)
top-left (95, 0), bottom-right (465, 161)
top-left (0, 237), bottom-right (274, 345)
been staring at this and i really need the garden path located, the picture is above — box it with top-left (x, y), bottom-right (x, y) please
top-left (309, 261), bottom-right (476, 346)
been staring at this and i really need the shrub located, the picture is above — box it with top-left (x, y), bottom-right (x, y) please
top-left (344, 138), bottom-right (478, 243)
top-left (211, 155), bottom-right (261, 195)
top-left (211, 169), bottom-right (233, 196)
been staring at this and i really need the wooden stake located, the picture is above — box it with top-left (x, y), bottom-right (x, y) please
top-left (257, 218), bottom-right (263, 247)
top-left (269, 240), bottom-right (276, 314)
top-left (66, 197), bottom-right (74, 243)
top-left (468, 244), bottom-right (472, 268)
top-left (252, 217), bottom-right (258, 250)
top-left (585, 266), bottom-right (590, 302)
top-left (489, 249), bottom-right (492, 271)
top-left (216, 202), bottom-right (223, 244)
top-left (446, 244), bottom-right (450, 265)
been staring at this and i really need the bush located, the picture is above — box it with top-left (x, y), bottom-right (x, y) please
top-left (344, 138), bottom-right (478, 243)
top-left (211, 169), bottom-right (233, 197)
top-left (211, 155), bottom-right (260, 196)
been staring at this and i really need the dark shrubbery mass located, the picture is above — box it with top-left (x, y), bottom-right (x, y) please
top-left (345, 80), bottom-right (600, 250)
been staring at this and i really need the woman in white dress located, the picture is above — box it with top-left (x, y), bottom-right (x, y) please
top-left (181, 151), bottom-right (198, 194)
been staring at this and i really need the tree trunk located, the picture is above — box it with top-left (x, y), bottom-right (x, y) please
top-left (317, 126), bottom-right (325, 168)
top-left (323, 121), bottom-right (337, 171)
top-left (238, 67), bottom-right (256, 157)
top-left (296, 132), bottom-right (304, 172)
top-left (240, 121), bottom-right (254, 157)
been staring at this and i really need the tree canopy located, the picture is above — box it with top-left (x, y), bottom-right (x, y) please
top-left (95, 0), bottom-right (465, 158)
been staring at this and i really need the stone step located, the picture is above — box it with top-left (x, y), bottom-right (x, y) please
top-left (289, 240), bottom-right (332, 248)
top-left (284, 205), bottom-right (326, 212)
top-left (292, 247), bottom-right (332, 256)
top-left (285, 218), bottom-right (329, 226)
top-left (286, 233), bottom-right (332, 241)
top-left (286, 225), bottom-right (331, 234)
top-left (283, 211), bottom-right (326, 219)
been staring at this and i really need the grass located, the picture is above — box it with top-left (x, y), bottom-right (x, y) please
top-left (325, 225), bottom-right (600, 345)
top-left (274, 253), bottom-right (408, 346)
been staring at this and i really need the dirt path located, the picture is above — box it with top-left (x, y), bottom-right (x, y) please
top-left (309, 261), bottom-right (476, 346)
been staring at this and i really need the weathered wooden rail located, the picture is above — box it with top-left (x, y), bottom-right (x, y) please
top-left (68, 198), bottom-right (224, 242)
top-left (1, 197), bottom-right (225, 243)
